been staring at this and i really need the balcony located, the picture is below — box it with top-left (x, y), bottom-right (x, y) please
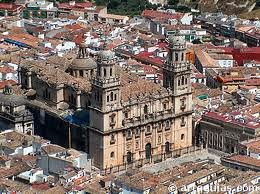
top-left (181, 121), bottom-right (186, 127)
top-left (122, 111), bottom-right (176, 129)
top-left (110, 139), bottom-right (116, 145)
top-left (180, 104), bottom-right (186, 111)
top-left (110, 121), bottom-right (116, 127)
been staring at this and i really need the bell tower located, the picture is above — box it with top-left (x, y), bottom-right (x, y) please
top-left (91, 50), bottom-right (121, 112)
top-left (163, 34), bottom-right (193, 150)
top-left (88, 49), bottom-right (123, 169)
top-left (163, 33), bottom-right (191, 96)
top-left (89, 48), bottom-right (122, 133)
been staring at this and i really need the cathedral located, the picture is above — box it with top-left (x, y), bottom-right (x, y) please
top-left (88, 34), bottom-right (192, 169)
top-left (18, 34), bottom-right (192, 170)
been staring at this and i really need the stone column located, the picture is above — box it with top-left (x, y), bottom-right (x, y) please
top-left (17, 66), bottom-right (21, 86)
top-left (26, 71), bottom-right (32, 89)
top-left (76, 91), bottom-right (81, 110)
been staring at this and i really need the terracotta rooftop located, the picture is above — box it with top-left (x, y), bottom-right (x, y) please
top-left (203, 111), bottom-right (260, 130)
top-left (195, 49), bottom-right (219, 68)
top-left (0, 65), bottom-right (14, 74)
top-left (222, 154), bottom-right (260, 168)
top-left (0, 79), bottom-right (16, 89)
top-left (174, 165), bottom-right (225, 188)
top-left (240, 138), bottom-right (260, 153)
top-left (142, 9), bottom-right (184, 20)
top-left (58, 1), bottom-right (93, 10)
top-left (41, 144), bottom-right (66, 155)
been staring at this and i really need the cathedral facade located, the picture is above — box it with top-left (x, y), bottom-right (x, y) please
top-left (88, 35), bottom-right (192, 169)
top-left (18, 34), bottom-right (192, 170)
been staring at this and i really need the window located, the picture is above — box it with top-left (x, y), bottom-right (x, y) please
top-left (110, 92), bottom-right (114, 101)
top-left (175, 53), bottom-right (178, 61)
top-left (114, 94), bottom-right (117, 101)
top-left (127, 130), bottom-right (132, 139)
top-left (43, 88), bottom-right (50, 99)
top-left (181, 76), bottom-right (185, 85)
top-left (135, 140), bottom-right (139, 149)
top-left (110, 68), bottom-right (112, 76)
top-left (144, 105), bottom-right (148, 114)
top-left (110, 152), bottom-right (115, 158)
top-left (185, 78), bottom-right (188, 85)
top-left (165, 142), bottom-right (170, 153)
top-left (146, 125), bottom-right (151, 134)
top-left (158, 136), bottom-right (161, 144)
top-left (178, 79), bottom-right (181, 86)
top-left (181, 134), bottom-right (185, 140)
top-left (165, 120), bottom-right (170, 129)
top-left (110, 134), bottom-right (115, 144)
top-left (163, 103), bottom-right (167, 110)
top-left (110, 114), bottom-right (116, 127)
top-left (181, 53), bottom-right (184, 61)
top-left (209, 133), bottom-right (213, 145)
top-left (124, 112), bottom-right (128, 119)
top-left (135, 128), bottom-right (140, 137)
top-left (181, 117), bottom-right (186, 127)
top-left (79, 70), bottom-right (83, 77)
top-left (180, 98), bottom-right (186, 111)
top-left (107, 95), bottom-right (109, 102)
top-left (104, 68), bottom-right (107, 77)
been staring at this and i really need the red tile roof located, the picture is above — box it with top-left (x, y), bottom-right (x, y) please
top-left (222, 47), bottom-right (260, 66)
top-left (204, 111), bottom-right (260, 130)
top-left (58, 1), bottom-right (93, 10)
top-left (142, 9), bottom-right (184, 20)
top-left (0, 3), bottom-right (22, 11)
top-left (246, 78), bottom-right (260, 86)
top-left (134, 51), bottom-right (164, 67)
top-left (0, 66), bottom-right (14, 74)
top-left (64, 24), bottom-right (84, 31)
top-left (223, 154), bottom-right (260, 168)
top-left (0, 80), bottom-right (16, 89)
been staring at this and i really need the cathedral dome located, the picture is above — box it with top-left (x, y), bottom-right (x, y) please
top-left (168, 35), bottom-right (185, 45)
top-left (98, 50), bottom-right (115, 61)
top-left (71, 57), bottom-right (97, 70)
top-left (70, 43), bottom-right (97, 70)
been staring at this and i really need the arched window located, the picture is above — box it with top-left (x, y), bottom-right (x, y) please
top-left (181, 134), bottom-right (185, 140)
top-left (145, 143), bottom-right (152, 159)
top-left (144, 105), bottom-right (148, 114)
top-left (127, 151), bottom-right (132, 164)
top-left (104, 68), bottom-right (107, 77)
top-left (181, 52), bottom-right (184, 61)
top-left (178, 79), bottom-right (181, 86)
top-left (185, 78), bottom-right (188, 85)
top-left (110, 152), bottom-right (115, 158)
top-left (110, 68), bottom-right (113, 76)
top-left (114, 94), bottom-right (117, 101)
top-left (110, 92), bottom-right (113, 101)
top-left (158, 136), bottom-right (161, 144)
top-left (175, 53), bottom-right (178, 61)
top-left (107, 95), bottom-right (109, 102)
top-left (165, 120), bottom-right (170, 128)
top-left (181, 76), bottom-right (184, 85)
top-left (127, 130), bottom-right (132, 138)
top-left (165, 142), bottom-right (170, 153)
top-left (111, 134), bottom-right (115, 141)
top-left (79, 70), bottom-right (83, 77)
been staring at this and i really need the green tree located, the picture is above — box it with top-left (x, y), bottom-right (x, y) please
top-left (167, 0), bottom-right (179, 5)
